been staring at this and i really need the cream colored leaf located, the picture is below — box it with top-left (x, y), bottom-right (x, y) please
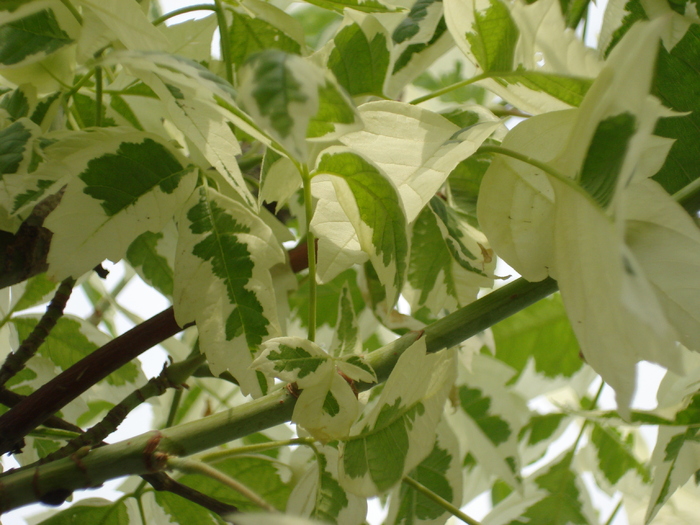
top-left (340, 100), bottom-right (501, 222)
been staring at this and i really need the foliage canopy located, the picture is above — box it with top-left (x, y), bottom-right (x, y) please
top-left (0, 0), bottom-right (699, 523)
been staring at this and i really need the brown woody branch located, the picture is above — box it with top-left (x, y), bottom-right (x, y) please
top-left (0, 240), bottom-right (310, 456)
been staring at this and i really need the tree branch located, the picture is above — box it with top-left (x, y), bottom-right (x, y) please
top-left (0, 277), bottom-right (557, 512)
top-left (0, 277), bottom-right (75, 388)
top-left (0, 307), bottom-right (190, 455)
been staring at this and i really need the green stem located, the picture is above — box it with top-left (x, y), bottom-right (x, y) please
top-left (570, 381), bottom-right (605, 459)
top-left (603, 499), bottom-right (623, 525)
top-left (202, 437), bottom-right (314, 463)
top-left (167, 456), bottom-right (276, 512)
top-left (410, 72), bottom-right (491, 105)
top-left (673, 175), bottom-right (700, 214)
top-left (0, 278), bottom-right (75, 389)
top-left (214, 0), bottom-right (233, 84)
top-left (402, 476), bottom-right (482, 525)
top-left (60, 0), bottom-right (83, 24)
top-left (0, 277), bottom-right (557, 512)
top-left (152, 4), bottom-right (218, 26)
top-left (86, 267), bottom-right (136, 327)
top-left (302, 166), bottom-right (317, 342)
top-left (476, 145), bottom-right (601, 209)
top-left (64, 70), bottom-right (95, 99)
top-left (94, 66), bottom-right (103, 127)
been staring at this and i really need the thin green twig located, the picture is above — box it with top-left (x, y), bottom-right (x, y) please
top-left (39, 352), bottom-right (205, 465)
top-left (603, 499), bottom-right (623, 525)
top-left (302, 165), bottom-right (317, 342)
top-left (168, 456), bottom-right (276, 512)
top-left (214, 0), bottom-right (234, 84)
top-left (403, 476), bottom-right (482, 525)
top-left (94, 66), bottom-right (103, 127)
top-left (202, 437), bottom-right (315, 463)
top-left (60, 0), bottom-right (83, 24)
top-left (476, 144), bottom-right (601, 209)
top-left (571, 381), bottom-right (605, 455)
top-left (152, 4), bottom-right (218, 26)
top-left (0, 278), bottom-right (75, 389)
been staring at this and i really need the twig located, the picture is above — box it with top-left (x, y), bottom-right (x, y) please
top-left (0, 307), bottom-right (190, 455)
top-left (0, 277), bottom-right (75, 388)
top-left (403, 476), bottom-right (482, 525)
top-left (168, 456), bottom-right (276, 512)
top-left (39, 353), bottom-right (205, 465)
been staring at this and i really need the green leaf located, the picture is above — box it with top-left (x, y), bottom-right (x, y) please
top-left (237, 48), bottom-right (362, 150)
top-left (338, 338), bottom-right (457, 496)
top-left (414, 60), bottom-right (488, 104)
top-left (452, 354), bottom-right (525, 487)
top-left (590, 423), bottom-right (650, 485)
top-left (314, 148), bottom-right (408, 307)
top-left (386, 420), bottom-right (463, 525)
top-left (174, 184), bottom-right (285, 397)
top-left (35, 498), bottom-right (132, 525)
top-left (502, 452), bottom-right (589, 525)
top-left (43, 130), bottom-right (196, 280)
top-left (289, 268), bottom-right (365, 330)
top-left (328, 17), bottom-right (390, 97)
top-left (12, 273), bottom-right (57, 312)
top-left (389, 18), bottom-right (451, 98)
top-left (651, 24), bottom-right (700, 194)
top-left (465, 0), bottom-right (519, 72)
top-left (0, 85), bottom-right (32, 121)
top-left (303, 0), bottom-right (404, 14)
top-left (492, 294), bottom-right (583, 379)
top-left (446, 153), bottom-right (491, 223)
top-left (178, 455), bottom-right (294, 511)
top-left (0, 5), bottom-right (76, 67)
top-left (71, 92), bottom-right (117, 128)
top-left (459, 386), bottom-right (511, 447)
top-left (518, 413), bottom-right (566, 447)
top-left (306, 78), bottom-right (362, 142)
top-left (254, 337), bottom-right (373, 441)
top-left (646, 390), bottom-right (700, 521)
top-left (11, 315), bottom-right (140, 386)
top-left (126, 223), bottom-right (176, 298)
top-left (152, 491), bottom-right (224, 524)
top-left (495, 71), bottom-right (593, 108)
top-left (228, 7), bottom-right (303, 69)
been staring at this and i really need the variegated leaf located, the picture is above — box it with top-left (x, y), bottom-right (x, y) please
top-left (287, 446), bottom-right (367, 525)
top-left (43, 128), bottom-right (197, 280)
top-left (0, 1), bottom-right (80, 69)
top-left (174, 184), bottom-right (285, 397)
top-left (443, 0), bottom-right (599, 113)
top-left (339, 100), bottom-right (501, 222)
top-left (385, 419), bottom-right (463, 525)
top-left (313, 147), bottom-right (408, 308)
top-left (238, 50), bottom-right (361, 162)
top-left (338, 338), bottom-right (457, 496)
